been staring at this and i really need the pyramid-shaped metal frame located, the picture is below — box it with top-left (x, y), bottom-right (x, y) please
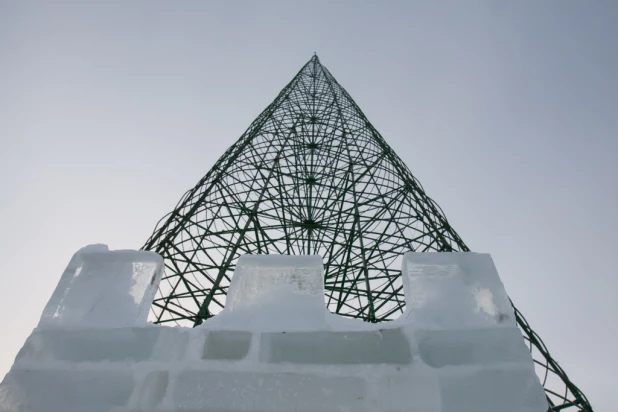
top-left (143, 55), bottom-right (592, 411)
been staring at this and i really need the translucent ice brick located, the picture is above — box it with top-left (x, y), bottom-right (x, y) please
top-left (401, 252), bottom-right (515, 328)
top-left (39, 247), bottom-right (163, 328)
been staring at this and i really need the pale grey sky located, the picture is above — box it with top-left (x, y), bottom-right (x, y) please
top-left (1, 1), bottom-right (617, 410)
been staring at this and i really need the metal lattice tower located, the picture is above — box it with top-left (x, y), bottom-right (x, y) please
top-left (143, 55), bottom-right (592, 411)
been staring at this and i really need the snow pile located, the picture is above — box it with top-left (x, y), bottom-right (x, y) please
top-left (0, 248), bottom-right (548, 411)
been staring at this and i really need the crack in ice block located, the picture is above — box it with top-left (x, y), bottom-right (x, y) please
top-left (39, 246), bottom-right (164, 328)
top-left (260, 329), bottom-right (412, 364)
top-left (401, 252), bottom-right (515, 329)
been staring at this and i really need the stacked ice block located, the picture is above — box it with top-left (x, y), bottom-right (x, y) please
top-left (0, 248), bottom-right (548, 411)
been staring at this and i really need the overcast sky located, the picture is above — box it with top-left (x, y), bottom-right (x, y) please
top-left (1, 1), bottom-right (617, 410)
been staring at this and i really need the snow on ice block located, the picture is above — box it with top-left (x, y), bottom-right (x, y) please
top-left (439, 367), bottom-right (549, 412)
top-left (417, 328), bottom-right (532, 368)
top-left (260, 328), bottom-right (411, 364)
top-left (172, 370), bottom-right (366, 412)
top-left (213, 254), bottom-right (328, 331)
top-left (39, 246), bottom-right (164, 328)
top-left (0, 369), bottom-right (134, 412)
top-left (401, 252), bottom-right (515, 328)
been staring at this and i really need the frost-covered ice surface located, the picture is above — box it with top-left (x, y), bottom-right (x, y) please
top-left (400, 252), bottom-right (516, 329)
top-left (0, 249), bottom-right (548, 411)
top-left (39, 244), bottom-right (163, 327)
top-left (206, 254), bottom-right (331, 332)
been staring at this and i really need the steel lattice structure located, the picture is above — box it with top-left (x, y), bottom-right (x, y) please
top-left (143, 55), bottom-right (592, 411)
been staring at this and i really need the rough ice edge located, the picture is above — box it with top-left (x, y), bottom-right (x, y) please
top-left (38, 245), bottom-right (164, 329)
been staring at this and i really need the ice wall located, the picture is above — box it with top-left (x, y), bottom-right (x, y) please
top-left (0, 250), bottom-right (548, 412)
